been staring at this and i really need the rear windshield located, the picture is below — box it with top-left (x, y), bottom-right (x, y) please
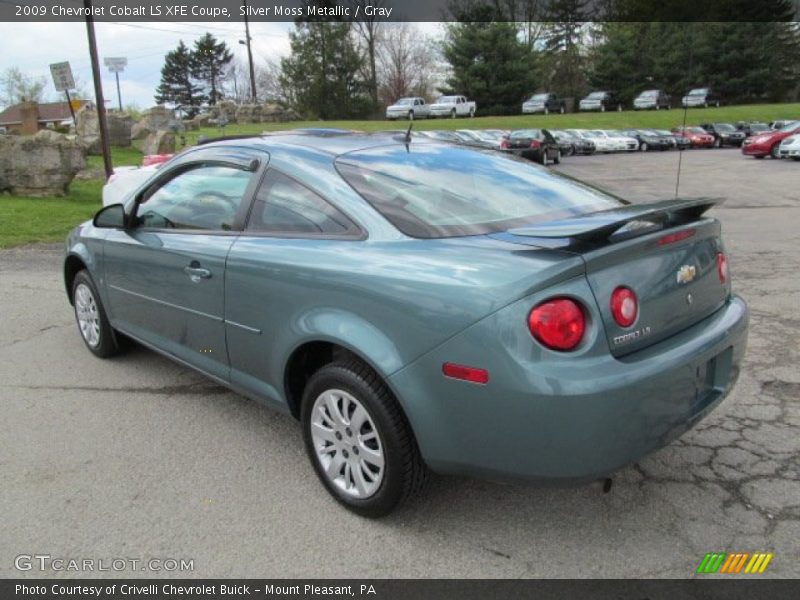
top-left (638, 90), bottom-right (657, 98)
top-left (587, 91), bottom-right (606, 99)
top-left (335, 144), bottom-right (621, 238)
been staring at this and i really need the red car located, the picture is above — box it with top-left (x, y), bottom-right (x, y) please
top-left (671, 126), bottom-right (715, 148)
top-left (741, 121), bottom-right (800, 159)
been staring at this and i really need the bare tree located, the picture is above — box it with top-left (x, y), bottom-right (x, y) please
top-left (347, 0), bottom-right (385, 111)
top-left (0, 67), bottom-right (48, 108)
top-left (377, 23), bottom-right (444, 106)
top-left (255, 59), bottom-right (286, 104)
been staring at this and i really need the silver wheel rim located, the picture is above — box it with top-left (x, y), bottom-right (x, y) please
top-left (310, 389), bottom-right (384, 499)
top-left (75, 283), bottom-right (101, 348)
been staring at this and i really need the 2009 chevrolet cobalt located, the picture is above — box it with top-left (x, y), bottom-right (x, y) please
top-left (65, 131), bottom-right (748, 516)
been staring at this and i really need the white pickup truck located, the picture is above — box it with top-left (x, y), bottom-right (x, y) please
top-left (429, 95), bottom-right (476, 119)
top-left (385, 97), bottom-right (430, 120)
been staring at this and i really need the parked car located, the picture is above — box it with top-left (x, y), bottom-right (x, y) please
top-left (620, 129), bottom-right (672, 151)
top-left (592, 130), bottom-right (638, 152)
top-left (633, 89), bottom-right (671, 110)
top-left (0, 126), bottom-right (7, 135)
top-left (671, 126), bottom-right (716, 148)
top-left (414, 130), bottom-right (463, 143)
top-left (777, 135), bottom-right (800, 160)
top-left (456, 129), bottom-right (506, 148)
top-left (566, 129), bottom-right (617, 153)
top-left (385, 97), bottom-right (430, 121)
top-left (501, 129), bottom-right (561, 164)
top-left (429, 95), bottom-right (476, 118)
top-left (742, 121), bottom-right (800, 159)
top-left (550, 129), bottom-right (596, 155)
top-left (522, 92), bottom-right (566, 115)
top-left (699, 123), bottom-right (746, 148)
top-left (736, 121), bottom-right (770, 137)
top-left (579, 91), bottom-right (623, 112)
top-left (65, 130), bottom-right (749, 516)
top-left (654, 129), bottom-right (691, 150)
top-left (769, 120), bottom-right (796, 130)
top-left (681, 87), bottom-right (721, 108)
top-left (102, 154), bottom-right (175, 207)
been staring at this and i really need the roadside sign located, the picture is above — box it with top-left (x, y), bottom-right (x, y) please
top-left (104, 57), bottom-right (127, 73)
top-left (49, 62), bottom-right (75, 91)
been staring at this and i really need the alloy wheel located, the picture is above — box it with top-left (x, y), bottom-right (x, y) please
top-left (74, 283), bottom-right (101, 348)
top-left (310, 389), bottom-right (385, 499)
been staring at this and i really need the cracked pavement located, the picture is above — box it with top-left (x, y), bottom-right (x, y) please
top-left (1, 149), bottom-right (798, 578)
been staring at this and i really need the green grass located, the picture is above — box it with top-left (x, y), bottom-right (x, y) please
top-left (0, 179), bottom-right (103, 248)
top-left (186, 102), bottom-right (800, 141)
top-left (86, 145), bottom-right (143, 169)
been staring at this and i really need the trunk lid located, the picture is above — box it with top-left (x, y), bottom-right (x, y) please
top-left (506, 198), bottom-right (731, 356)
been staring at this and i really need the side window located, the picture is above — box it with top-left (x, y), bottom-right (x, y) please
top-left (246, 170), bottom-right (359, 237)
top-left (136, 164), bottom-right (252, 231)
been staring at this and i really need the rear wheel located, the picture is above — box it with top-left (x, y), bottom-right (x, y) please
top-left (469, 108), bottom-right (475, 118)
top-left (71, 270), bottom-right (122, 358)
top-left (552, 150), bottom-right (561, 165)
top-left (714, 137), bottom-right (722, 148)
top-left (301, 361), bottom-right (428, 517)
top-left (544, 107), bottom-right (549, 115)
top-left (770, 144), bottom-right (780, 159)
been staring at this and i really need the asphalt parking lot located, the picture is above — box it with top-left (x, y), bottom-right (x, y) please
top-left (1, 148), bottom-right (798, 579)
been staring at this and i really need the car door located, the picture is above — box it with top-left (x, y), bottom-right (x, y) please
top-left (223, 168), bottom-right (363, 406)
top-left (102, 147), bottom-right (265, 381)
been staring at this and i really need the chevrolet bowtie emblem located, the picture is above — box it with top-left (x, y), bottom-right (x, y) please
top-left (677, 264), bottom-right (697, 284)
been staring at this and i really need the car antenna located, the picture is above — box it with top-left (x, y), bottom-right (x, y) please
top-left (404, 122), bottom-right (413, 148)
top-left (675, 26), bottom-right (694, 198)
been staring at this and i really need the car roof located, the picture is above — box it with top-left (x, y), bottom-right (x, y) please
top-left (196, 130), bottom-right (434, 157)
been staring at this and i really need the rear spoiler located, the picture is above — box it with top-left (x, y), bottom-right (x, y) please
top-left (508, 197), bottom-right (722, 243)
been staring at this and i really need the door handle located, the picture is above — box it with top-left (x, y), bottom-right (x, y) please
top-left (184, 264), bottom-right (212, 282)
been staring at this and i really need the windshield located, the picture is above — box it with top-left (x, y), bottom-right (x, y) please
top-left (529, 94), bottom-right (548, 101)
top-left (779, 121), bottom-right (800, 132)
top-left (749, 123), bottom-right (769, 132)
top-left (656, 130), bottom-right (672, 136)
top-left (335, 144), bottom-right (621, 238)
top-left (688, 88), bottom-right (708, 96)
top-left (714, 123), bottom-right (735, 132)
top-left (436, 96), bottom-right (457, 103)
top-left (395, 98), bottom-right (414, 106)
top-left (638, 90), bottom-right (657, 98)
top-left (587, 92), bottom-right (606, 99)
top-left (687, 127), bottom-right (706, 134)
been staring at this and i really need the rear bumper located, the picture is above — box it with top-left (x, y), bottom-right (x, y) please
top-left (390, 290), bottom-right (748, 483)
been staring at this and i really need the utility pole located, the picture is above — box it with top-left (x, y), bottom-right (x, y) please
top-left (84, 0), bottom-right (112, 179)
top-left (241, 0), bottom-right (257, 103)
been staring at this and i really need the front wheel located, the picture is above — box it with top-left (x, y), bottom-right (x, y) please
top-left (552, 150), bottom-right (561, 165)
top-left (714, 138), bottom-right (722, 148)
top-left (600, 105), bottom-right (606, 113)
top-left (770, 144), bottom-right (780, 159)
top-left (71, 270), bottom-right (123, 358)
top-left (408, 111), bottom-right (414, 121)
top-left (469, 108), bottom-right (475, 118)
top-left (301, 361), bottom-right (428, 518)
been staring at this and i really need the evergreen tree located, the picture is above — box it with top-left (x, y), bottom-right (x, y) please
top-left (442, 21), bottom-right (538, 115)
top-left (279, 21), bottom-right (370, 119)
top-left (192, 33), bottom-right (233, 106)
top-left (154, 41), bottom-right (205, 117)
top-left (540, 0), bottom-right (591, 100)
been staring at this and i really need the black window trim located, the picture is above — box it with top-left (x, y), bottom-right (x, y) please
top-left (239, 167), bottom-right (367, 241)
top-left (130, 154), bottom-right (265, 236)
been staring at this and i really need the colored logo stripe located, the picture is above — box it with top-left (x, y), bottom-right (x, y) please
top-left (697, 552), bottom-right (773, 574)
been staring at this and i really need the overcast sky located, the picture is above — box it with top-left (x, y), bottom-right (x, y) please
top-left (0, 21), bottom-right (296, 108)
top-left (0, 21), bottom-right (444, 109)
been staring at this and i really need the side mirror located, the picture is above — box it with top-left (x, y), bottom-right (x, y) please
top-left (93, 203), bottom-right (127, 229)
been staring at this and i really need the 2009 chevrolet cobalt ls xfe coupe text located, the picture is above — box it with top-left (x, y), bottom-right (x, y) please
top-left (65, 131), bottom-right (748, 516)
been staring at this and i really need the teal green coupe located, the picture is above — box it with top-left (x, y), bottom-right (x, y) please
top-left (65, 131), bottom-right (748, 516)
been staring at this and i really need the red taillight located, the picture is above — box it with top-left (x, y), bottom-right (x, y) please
top-left (529, 139), bottom-right (541, 148)
top-left (527, 298), bottom-right (585, 351)
top-left (658, 228), bottom-right (695, 246)
top-left (716, 252), bottom-right (728, 283)
top-left (442, 362), bottom-right (489, 384)
top-left (610, 287), bottom-right (638, 328)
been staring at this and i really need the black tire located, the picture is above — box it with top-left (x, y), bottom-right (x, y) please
top-left (770, 144), bottom-right (780, 159)
top-left (552, 150), bottom-right (561, 165)
top-left (301, 360), bottom-right (428, 518)
top-left (71, 270), bottom-right (123, 358)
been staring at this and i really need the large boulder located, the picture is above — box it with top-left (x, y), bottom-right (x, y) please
top-left (131, 106), bottom-right (184, 149)
top-left (140, 130), bottom-right (176, 156)
top-left (261, 103), bottom-right (300, 123)
top-left (235, 104), bottom-right (262, 124)
top-left (0, 130), bottom-right (86, 197)
top-left (75, 108), bottom-right (134, 153)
